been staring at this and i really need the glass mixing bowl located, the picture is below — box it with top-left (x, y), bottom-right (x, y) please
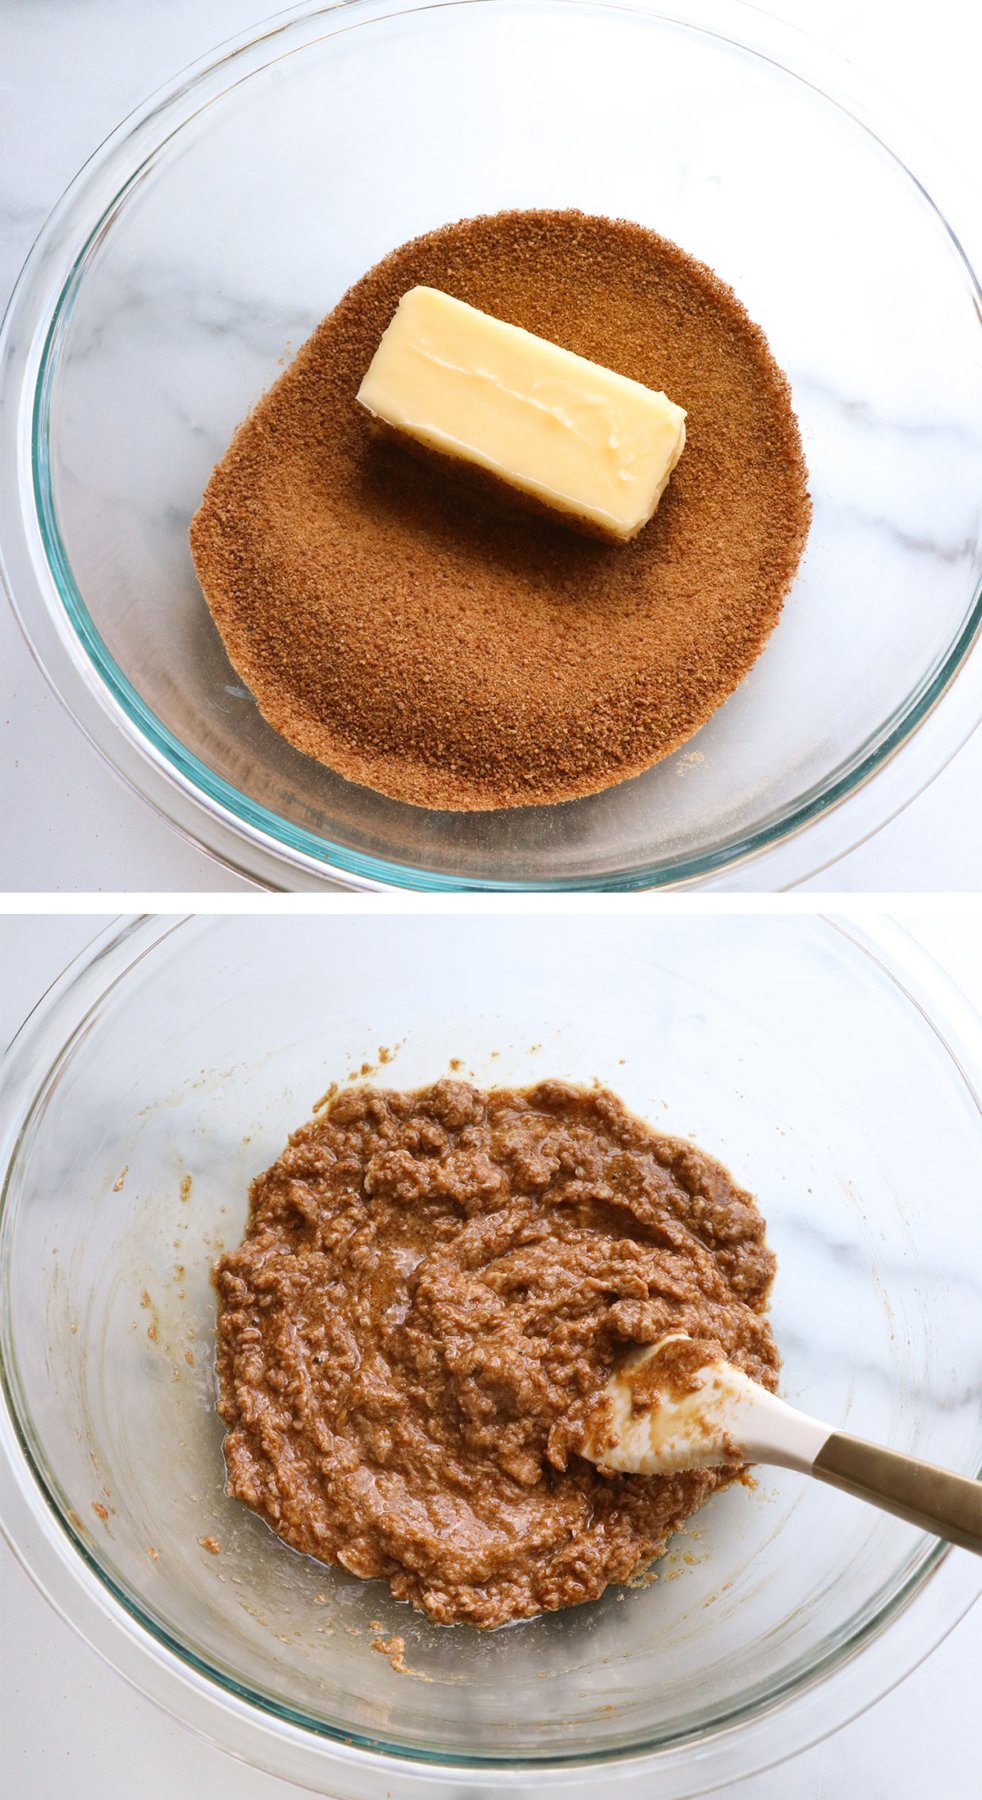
top-left (1, 914), bottom-right (980, 1797)
top-left (1, 0), bottom-right (981, 890)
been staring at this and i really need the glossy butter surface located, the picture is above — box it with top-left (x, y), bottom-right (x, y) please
top-left (356, 285), bottom-right (686, 541)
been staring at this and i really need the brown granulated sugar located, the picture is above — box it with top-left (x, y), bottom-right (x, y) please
top-left (190, 210), bottom-right (810, 811)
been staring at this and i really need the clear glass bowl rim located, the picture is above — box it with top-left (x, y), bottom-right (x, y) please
top-left (1, 0), bottom-right (982, 891)
top-left (0, 913), bottom-right (980, 1798)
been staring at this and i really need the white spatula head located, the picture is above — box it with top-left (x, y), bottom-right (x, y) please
top-left (577, 1336), bottom-right (982, 1555)
top-left (579, 1332), bottom-right (828, 1476)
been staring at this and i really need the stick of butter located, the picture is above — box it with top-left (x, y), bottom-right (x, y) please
top-left (356, 286), bottom-right (686, 544)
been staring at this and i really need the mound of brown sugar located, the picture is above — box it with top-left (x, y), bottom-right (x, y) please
top-left (190, 210), bottom-right (811, 811)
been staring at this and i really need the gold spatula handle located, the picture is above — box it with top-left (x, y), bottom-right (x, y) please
top-left (813, 1432), bottom-right (982, 1553)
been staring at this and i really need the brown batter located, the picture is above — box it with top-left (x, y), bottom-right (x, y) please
top-left (215, 1081), bottom-right (779, 1627)
top-left (190, 209), bottom-right (810, 811)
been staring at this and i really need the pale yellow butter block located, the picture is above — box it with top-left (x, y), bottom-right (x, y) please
top-left (356, 286), bottom-right (686, 543)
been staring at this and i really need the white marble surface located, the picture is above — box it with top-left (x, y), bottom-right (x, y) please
top-left (1, 910), bottom-right (981, 1797)
top-left (1, 0), bottom-right (982, 893)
